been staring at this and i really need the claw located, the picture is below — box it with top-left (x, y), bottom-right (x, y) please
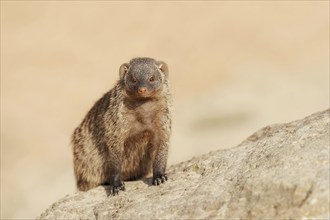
top-left (153, 174), bottom-right (168, 186)
top-left (109, 182), bottom-right (125, 196)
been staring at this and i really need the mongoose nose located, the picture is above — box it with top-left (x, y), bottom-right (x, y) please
top-left (138, 87), bottom-right (147, 94)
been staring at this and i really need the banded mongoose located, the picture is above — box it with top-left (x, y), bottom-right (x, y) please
top-left (72, 57), bottom-right (172, 195)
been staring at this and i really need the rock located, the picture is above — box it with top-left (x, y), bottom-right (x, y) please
top-left (38, 109), bottom-right (330, 219)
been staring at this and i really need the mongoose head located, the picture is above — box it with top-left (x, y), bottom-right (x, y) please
top-left (119, 57), bottom-right (169, 99)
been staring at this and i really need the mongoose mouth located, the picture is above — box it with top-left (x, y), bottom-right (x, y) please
top-left (135, 91), bottom-right (155, 98)
top-left (133, 87), bottom-right (158, 98)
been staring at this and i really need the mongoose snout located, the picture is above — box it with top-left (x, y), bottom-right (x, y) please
top-left (138, 87), bottom-right (147, 95)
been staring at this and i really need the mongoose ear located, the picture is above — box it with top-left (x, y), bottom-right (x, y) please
top-left (119, 63), bottom-right (129, 80)
top-left (157, 61), bottom-right (169, 78)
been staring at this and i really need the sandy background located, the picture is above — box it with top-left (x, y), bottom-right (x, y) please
top-left (1, 1), bottom-right (329, 219)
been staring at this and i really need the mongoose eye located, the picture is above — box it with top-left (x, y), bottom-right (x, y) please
top-left (148, 76), bottom-right (155, 82)
top-left (131, 77), bottom-right (137, 84)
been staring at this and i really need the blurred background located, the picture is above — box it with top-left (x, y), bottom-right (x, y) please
top-left (1, 1), bottom-right (329, 219)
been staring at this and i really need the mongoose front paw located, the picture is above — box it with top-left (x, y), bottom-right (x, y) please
top-left (110, 181), bottom-right (125, 196)
top-left (152, 173), bottom-right (168, 186)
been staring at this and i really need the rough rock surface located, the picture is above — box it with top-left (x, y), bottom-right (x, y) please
top-left (38, 109), bottom-right (330, 219)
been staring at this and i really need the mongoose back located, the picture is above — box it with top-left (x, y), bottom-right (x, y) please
top-left (72, 57), bottom-right (172, 195)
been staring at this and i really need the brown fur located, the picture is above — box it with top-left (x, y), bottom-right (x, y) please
top-left (72, 57), bottom-right (172, 194)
